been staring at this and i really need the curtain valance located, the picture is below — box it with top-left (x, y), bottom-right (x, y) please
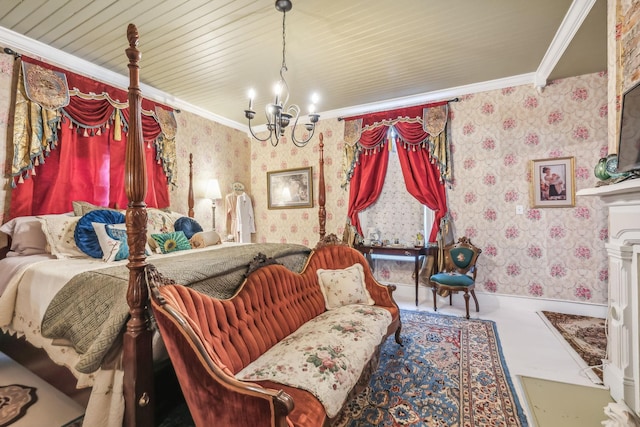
top-left (342, 101), bottom-right (452, 186)
top-left (11, 56), bottom-right (178, 187)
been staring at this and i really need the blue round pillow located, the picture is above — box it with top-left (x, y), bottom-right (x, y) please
top-left (75, 209), bottom-right (126, 258)
top-left (174, 216), bottom-right (203, 239)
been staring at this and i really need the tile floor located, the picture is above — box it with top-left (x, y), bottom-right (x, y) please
top-left (393, 285), bottom-right (610, 426)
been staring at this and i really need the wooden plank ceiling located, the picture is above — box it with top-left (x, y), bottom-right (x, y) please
top-left (0, 0), bottom-right (607, 128)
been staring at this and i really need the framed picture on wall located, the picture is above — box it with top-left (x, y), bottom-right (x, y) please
top-left (267, 167), bottom-right (313, 209)
top-left (530, 157), bottom-right (575, 208)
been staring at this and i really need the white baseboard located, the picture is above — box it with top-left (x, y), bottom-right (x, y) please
top-left (389, 282), bottom-right (608, 319)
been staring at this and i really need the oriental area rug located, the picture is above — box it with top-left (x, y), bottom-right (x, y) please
top-left (540, 311), bottom-right (606, 383)
top-left (0, 351), bottom-right (84, 427)
top-left (160, 310), bottom-right (528, 427)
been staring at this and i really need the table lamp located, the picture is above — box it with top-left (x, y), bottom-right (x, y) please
top-left (205, 179), bottom-right (222, 230)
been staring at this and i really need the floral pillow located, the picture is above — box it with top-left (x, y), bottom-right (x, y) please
top-left (37, 214), bottom-right (87, 259)
top-left (316, 263), bottom-right (375, 310)
top-left (151, 231), bottom-right (192, 254)
top-left (146, 208), bottom-right (185, 252)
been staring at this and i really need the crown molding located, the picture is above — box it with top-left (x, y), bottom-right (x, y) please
top-left (0, 25), bottom-right (246, 132)
top-left (534, 0), bottom-right (597, 88)
top-left (319, 73), bottom-right (537, 121)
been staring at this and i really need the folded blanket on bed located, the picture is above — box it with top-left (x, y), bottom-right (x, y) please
top-left (41, 243), bottom-right (311, 374)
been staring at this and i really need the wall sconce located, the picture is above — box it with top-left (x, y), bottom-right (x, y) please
top-left (205, 179), bottom-right (222, 230)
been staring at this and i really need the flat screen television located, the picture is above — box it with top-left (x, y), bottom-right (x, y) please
top-left (617, 80), bottom-right (640, 173)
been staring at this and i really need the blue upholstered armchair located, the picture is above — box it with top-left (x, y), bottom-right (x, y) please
top-left (429, 236), bottom-right (482, 319)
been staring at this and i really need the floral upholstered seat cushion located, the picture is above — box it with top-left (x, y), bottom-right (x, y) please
top-left (235, 304), bottom-right (391, 418)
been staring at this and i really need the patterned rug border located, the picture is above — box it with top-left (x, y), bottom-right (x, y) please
top-left (538, 310), bottom-right (606, 384)
top-left (0, 383), bottom-right (38, 427)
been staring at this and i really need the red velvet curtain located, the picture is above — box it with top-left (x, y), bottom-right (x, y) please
top-left (346, 106), bottom-right (449, 241)
top-left (348, 126), bottom-right (390, 235)
top-left (9, 121), bottom-right (168, 217)
top-left (394, 122), bottom-right (448, 242)
top-left (9, 57), bottom-right (171, 218)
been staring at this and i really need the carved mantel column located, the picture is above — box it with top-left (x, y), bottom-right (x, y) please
top-left (578, 179), bottom-right (640, 424)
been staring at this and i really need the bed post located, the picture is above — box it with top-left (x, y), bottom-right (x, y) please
top-left (318, 132), bottom-right (326, 239)
top-left (123, 24), bottom-right (155, 427)
top-left (188, 153), bottom-right (194, 218)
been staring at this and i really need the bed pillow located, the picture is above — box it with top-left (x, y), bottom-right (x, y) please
top-left (38, 215), bottom-right (87, 259)
top-left (146, 208), bottom-right (184, 251)
top-left (174, 216), bottom-right (203, 239)
top-left (92, 222), bottom-right (128, 262)
top-left (151, 231), bottom-right (192, 254)
top-left (0, 215), bottom-right (49, 256)
top-left (189, 230), bottom-right (221, 248)
top-left (316, 264), bottom-right (375, 310)
top-left (75, 209), bottom-right (126, 258)
top-left (92, 223), bottom-right (152, 261)
top-left (72, 200), bottom-right (121, 216)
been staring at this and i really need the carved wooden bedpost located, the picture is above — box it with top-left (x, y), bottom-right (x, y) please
top-left (123, 24), bottom-right (154, 427)
top-left (318, 132), bottom-right (326, 239)
top-left (188, 153), bottom-right (195, 218)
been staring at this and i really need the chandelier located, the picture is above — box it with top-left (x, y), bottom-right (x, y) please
top-left (244, 0), bottom-right (320, 147)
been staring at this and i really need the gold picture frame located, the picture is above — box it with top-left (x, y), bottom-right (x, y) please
top-left (530, 156), bottom-right (575, 208)
top-left (267, 167), bottom-right (313, 209)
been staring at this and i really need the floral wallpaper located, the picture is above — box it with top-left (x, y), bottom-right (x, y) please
top-left (167, 111), bottom-right (251, 236)
top-left (447, 73), bottom-right (608, 304)
top-left (0, 48), bottom-right (608, 304)
top-left (249, 121), bottom-right (349, 247)
top-left (248, 72), bottom-right (608, 305)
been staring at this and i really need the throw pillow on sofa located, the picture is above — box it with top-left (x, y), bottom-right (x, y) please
top-left (316, 263), bottom-right (375, 310)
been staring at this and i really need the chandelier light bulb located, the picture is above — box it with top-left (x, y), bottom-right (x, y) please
top-left (311, 92), bottom-right (319, 104)
top-left (247, 88), bottom-right (255, 109)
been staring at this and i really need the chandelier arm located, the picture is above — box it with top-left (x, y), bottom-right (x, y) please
top-left (290, 113), bottom-right (314, 147)
top-left (291, 125), bottom-right (315, 147)
top-left (246, 120), bottom-right (272, 143)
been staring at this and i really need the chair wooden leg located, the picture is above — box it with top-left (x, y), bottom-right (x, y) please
top-left (471, 289), bottom-right (479, 312)
top-left (463, 291), bottom-right (470, 319)
top-left (449, 293), bottom-right (452, 306)
top-left (432, 285), bottom-right (438, 312)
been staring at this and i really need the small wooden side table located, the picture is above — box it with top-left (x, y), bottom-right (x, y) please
top-left (354, 244), bottom-right (436, 306)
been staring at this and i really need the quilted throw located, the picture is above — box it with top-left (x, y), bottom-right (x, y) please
top-left (41, 243), bottom-right (311, 374)
top-left (235, 305), bottom-right (392, 418)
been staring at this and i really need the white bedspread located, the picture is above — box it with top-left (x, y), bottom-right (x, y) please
top-left (0, 242), bottom-right (246, 427)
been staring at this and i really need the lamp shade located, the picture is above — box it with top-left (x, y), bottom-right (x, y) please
top-left (205, 179), bottom-right (222, 200)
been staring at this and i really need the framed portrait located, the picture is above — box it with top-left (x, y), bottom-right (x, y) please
top-left (530, 157), bottom-right (575, 208)
top-left (267, 167), bottom-right (313, 209)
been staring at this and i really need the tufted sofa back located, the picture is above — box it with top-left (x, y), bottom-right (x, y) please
top-left (155, 244), bottom-right (380, 374)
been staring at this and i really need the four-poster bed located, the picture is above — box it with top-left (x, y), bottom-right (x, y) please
top-left (0, 24), bottom-right (329, 426)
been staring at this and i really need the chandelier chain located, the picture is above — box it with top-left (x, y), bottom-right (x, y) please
top-left (281, 10), bottom-right (287, 73)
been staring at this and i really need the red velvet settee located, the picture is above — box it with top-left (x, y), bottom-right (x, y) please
top-left (149, 243), bottom-right (402, 427)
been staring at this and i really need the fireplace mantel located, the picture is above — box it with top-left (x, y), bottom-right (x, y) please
top-left (578, 178), bottom-right (640, 422)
